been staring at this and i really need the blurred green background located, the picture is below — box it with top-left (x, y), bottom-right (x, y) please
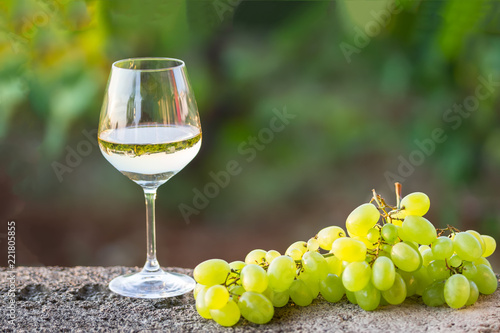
top-left (1, 0), bottom-right (499, 270)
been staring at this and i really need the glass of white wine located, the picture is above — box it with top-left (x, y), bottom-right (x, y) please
top-left (98, 58), bottom-right (201, 298)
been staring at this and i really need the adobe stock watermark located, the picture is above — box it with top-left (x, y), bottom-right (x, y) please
top-left (340, 0), bottom-right (404, 64)
top-left (6, 221), bottom-right (16, 325)
top-left (6, 0), bottom-right (70, 54)
top-left (178, 106), bottom-right (295, 223)
top-left (213, 0), bottom-right (241, 22)
top-left (51, 129), bottom-right (98, 182)
top-left (384, 74), bottom-right (500, 188)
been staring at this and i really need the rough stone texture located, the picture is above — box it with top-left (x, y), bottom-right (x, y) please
top-left (1, 267), bottom-right (499, 332)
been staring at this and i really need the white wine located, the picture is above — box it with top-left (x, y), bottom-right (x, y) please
top-left (98, 125), bottom-right (201, 187)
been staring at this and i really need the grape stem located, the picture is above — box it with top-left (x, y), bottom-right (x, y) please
top-left (225, 276), bottom-right (240, 288)
top-left (436, 225), bottom-right (462, 237)
top-left (444, 258), bottom-right (462, 275)
top-left (223, 269), bottom-right (242, 288)
top-left (371, 189), bottom-right (396, 222)
top-left (444, 258), bottom-right (452, 272)
top-left (371, 189), bottom-right (382, 207)
top-left (387, 210), bottom-right (404, 221)
top-left (395, 182), bottom-right (402, 210)
top-left (223, 272), bottom-right (231, 285)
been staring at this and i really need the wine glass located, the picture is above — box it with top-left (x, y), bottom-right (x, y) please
top-left (98, 58), bottom-right (201, 298)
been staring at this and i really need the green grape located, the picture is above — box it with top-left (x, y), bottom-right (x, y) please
top-left (286, 241), bottom-right (308, 255)
top-left (331, 237), bottom-right (367, 262)
top-left (421, 249), bottom-right (434, 267)
top-left (210, 299), bottom-right (240, 327)
top-left (342, 260), bottom-right (352, 270)
top-left (400, 192), bottom-right (430, 216)
top-left (381, 273), bottom-right (406, 305)
top-left (422, 280), bottom-right (445, 307)
top-left (302, 251), bottom-right (329, 280)
top-left (431, 236), bottom-right (453, 260)
top-left (317, 226), bottom-right (346, 250)
top-left (366, 227), bottom-right (380, 243)
top-left (267, 255), bottom-right (296, 292)
top-left (380, 295), bottom-right (389, 306)
top-left (453, 232), bottom-right (482, 262)
top-left (472, 264), bottom-right (498, 295)
top-left (390, 215), bottom-right (404, 227)
top-left (379, 250), bottom-right (391, 258)
top-left (228, 285), bottom-right (245, 301)
top-left (195, 287), bottom-right (212, 319)
top-left (461, 261), bottom-right (477, 280)
top-left (402, 215), bottom-right (437, 245)
top-left (406, 241), bottom-right (423, 268)
top-left (444, 274), bottom-right (470, 309)
top-left (355, 282), bottom-right (381, 311)
top-left (414, 266), bottom-right (433, 296)
top-left (272, 290), bottom-right (290, 307)
top-left (466, 230), bottom-right (485, 254)
top-left (319, 274), bottom-right (345, 303)
top-left (345, 290), bottom-right (358, 304)
top-left (325, 255), bottom-right (343, 276)
top-left (396, 225), bottom-right (410, 241)
top-left (419, 245), bottom-right (431, 253)
top-left (245, 249), bottom-right (267, 265)
top-left (473, 257), bottom-right (492, 269)
top-left (287, 248), bottom-right (303, 261)
top-left (381, 224), bottom-right (398, 243)
top-left (427, 260), bottom-right (449, 281)
top-left (346, 203), bottom-right (380, 237)
top-left (193, 283), bottom-right (207, 300)
top-left (229, 261), bottom-right (246, 272)
top-left (238, 291), bottom-right (274, 324)
top-left (405, 240), bottom-right (420, 251)
top-left (391, 242), bottom-right (420, 272)
top-left (378, 251), bottom-right (391, 260)
top-left (342, 261), bottom-right (371, 292)
top-left (205, 285), bottom-right (229, 310)
top-left (466, 280), bottom-right (479, 306)
top-left (298, 270), bottom-right (320, 298)
top-left (194, 259), bottom-right (231, 287)
top-left (389, 212), bottom-right (406, 225)
top-left (241, 264), bottom-right (268, 293)
top-left (372, 256), bottom-right (395, 291)
top-left (307, 238), bottom-right (320, 252)
top-left (353, 235), bottom-right (375, 249)
top-left (398, 270), bottom-right (417, 297)
top-left (448, 254), bottom-right (462, 268)
top-left (228, 261), bottom-right (245, 284)
top-left (265, 250), bottom-right (281, 263)
top-left (481, 235), bottom-right (496, 258)
top-left (262, 286), bottom-right (274, 303)
top-left (289, 279), bottom-right (314, 306)
top-left (381, 244), bottom-right (393, 254)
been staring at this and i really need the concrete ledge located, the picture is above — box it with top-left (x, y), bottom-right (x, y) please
top-left (1, 267), bottom-right (499, 332)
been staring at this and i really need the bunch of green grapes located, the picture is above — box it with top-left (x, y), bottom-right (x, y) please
top-left (192, 184), bottom-right (498, 326)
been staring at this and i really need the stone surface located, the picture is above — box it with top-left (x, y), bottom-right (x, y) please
top-left (1, 266), bottom-right (499, 332)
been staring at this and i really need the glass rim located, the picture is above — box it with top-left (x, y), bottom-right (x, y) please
top-left (112, 57), bottom-right (185, 72)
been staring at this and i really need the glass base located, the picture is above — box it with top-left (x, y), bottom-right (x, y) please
top-left (109, 268), bottom-right (195, 298)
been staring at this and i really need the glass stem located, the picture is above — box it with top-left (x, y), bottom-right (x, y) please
top-left (143, 187), bottom-right (161, 272)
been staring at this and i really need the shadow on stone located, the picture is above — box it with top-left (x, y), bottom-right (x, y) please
top-left (153, 296), bottom-right (185, 309)
top-left (74, 283), bottom-right (110, 301)
top-left (17, 284), bottom-right (51, 301)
